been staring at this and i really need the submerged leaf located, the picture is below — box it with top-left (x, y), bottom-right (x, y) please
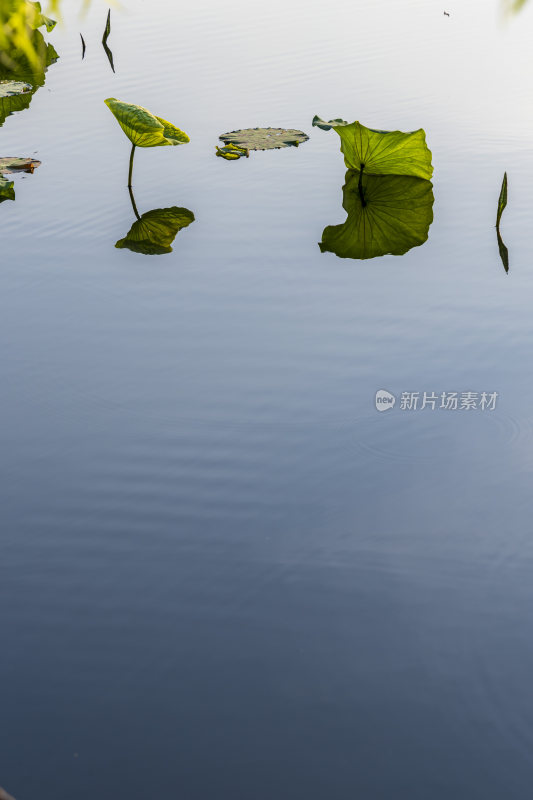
top-left (319, 170), bottom-right (434, 260)
top-left (105, 98), bottom-right (190, 148)
top-left (116, 207), bottom-right (195, 255)
top-left (219, 127), bottom-right (309, 151)
top-left (313, 117), bottom-right (433, 180)
top-left (496, 172), bottom-right (507, 228)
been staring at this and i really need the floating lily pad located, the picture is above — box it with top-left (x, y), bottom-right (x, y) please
top-left (219, 127), bottom-right (309, 151)
top-left (319, 170), bottom-right (434, 260)
top-left (0, 156), bottom-right (41, 203)
top-left (0, 81), bottom-right (32, 96)
top-left (116, 206), bottom-right (195, 255)
top-left (0, 157), bottom-right (41, 173)
top-left (105, 98), bottom-right (190, 148)
top-left (312, 117), bottom-right (433, 180)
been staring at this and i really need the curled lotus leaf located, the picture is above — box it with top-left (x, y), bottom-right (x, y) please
top-left (215, 143), bottom-right (249, 160)
top-left (312, 116), bottom-right (433, 180)
top-left (105, 98), bottom-right (190, 148)
top-left (116, 206), bottom-right (195, 255)
top-left (319, 170), bottom-right (434, 260)
top-left (219, 127), bottom-right (309, 151)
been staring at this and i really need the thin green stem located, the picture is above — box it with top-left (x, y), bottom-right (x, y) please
top-left (358, 163), bottom-right (366, 208)
top-left (128, 144), bottom-right (136, 189)
top-left (128, 185), bottom-right (141, 221)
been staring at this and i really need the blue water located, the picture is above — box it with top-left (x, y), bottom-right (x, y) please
top-left (3, 1), bottom-right (533, 797)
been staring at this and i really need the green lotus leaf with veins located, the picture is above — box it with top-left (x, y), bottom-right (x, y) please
top-left (105, 98), bottom-right (190, 148)
top-left (312, 117), bottom-right (433, 180)
top-left (219, 127), bottom-right (309, 151)
top-left (116, 207), bottom-right (195, 255)
top-left (319, 170), bottom-right (434, 260)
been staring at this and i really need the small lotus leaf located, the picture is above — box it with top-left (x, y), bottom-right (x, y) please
top-left (312, 117), bottom-right (433, 180)
top-left (105, 98), bottom-right (190, 148)
top-left (319, 170), bottom-right (434, 260)
top-left (215, 143), bottom-right (249, 160)
top-left (116, 207), bottom-right (195, 255)
top-left (219, 127), bottom-right (309, 151)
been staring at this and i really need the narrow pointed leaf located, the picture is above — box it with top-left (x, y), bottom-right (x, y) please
top-left (496, 172), bottom-right (507, 228)
top-left (105, 98), bottom-right (190, 147)
top-left (497, 228), bottom-right (509, 273)
top-left (313, 117), bottom-right (433, 179)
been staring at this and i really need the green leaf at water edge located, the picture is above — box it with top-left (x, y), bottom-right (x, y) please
top-left (312, 117), bottom-right (433, 180)
top-left (27, 1), bottom-right (56, 31)
top-left (319, 171), bottom-right (434, 260)
top-left (116, 207), bottom-right (195, 255)
top-left (496, 172), bottom-right (507, 228)
top-left (105, 98), bottom-right (190, 148)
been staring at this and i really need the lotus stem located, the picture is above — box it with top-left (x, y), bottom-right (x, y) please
top-left (128, 185), bottom-right (141, 221)
top-left (128, 144), bottom-right (136, 188)
top-left (358, 163), bottom-right (366, 208)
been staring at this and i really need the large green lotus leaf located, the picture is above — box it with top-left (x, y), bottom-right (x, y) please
top-left (312, 117), bottom-right (433, 180)
top-left (319, 170), bottom-right (434, 260)
top-left (105, 98), bottom-right (190, 148)
top-left (219, 127), bottom-right (309, 151)
top-left (116, 207), bottom-right (195, 255)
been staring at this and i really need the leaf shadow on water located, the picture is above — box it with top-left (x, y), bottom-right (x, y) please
top-left (496, 173), bottom-right (509, 273)
top-left (0, 28), bottom-right (58, 129)
top-left (102, 8), bottom-right (115, 73)
top-left (319, 170), bottom-right (434, 260)
top-left (115, 186), bottom-right (195, 255)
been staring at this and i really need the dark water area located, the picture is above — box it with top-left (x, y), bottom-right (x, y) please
top-left (2, 1), bottom-right (533, 797)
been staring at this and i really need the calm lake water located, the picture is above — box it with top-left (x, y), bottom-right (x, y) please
top-left (3, 0), bottom-right (533, 797)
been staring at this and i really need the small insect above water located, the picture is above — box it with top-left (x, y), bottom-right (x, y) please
top-left (444, 10), bottom-right (450, 15)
